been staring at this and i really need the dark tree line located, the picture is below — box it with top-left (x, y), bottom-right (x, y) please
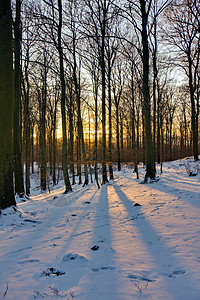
top-left (0, 0), bottom-right (199, 209)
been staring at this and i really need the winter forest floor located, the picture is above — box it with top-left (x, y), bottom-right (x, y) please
top-left (0, 158), bottom-right (200, 300)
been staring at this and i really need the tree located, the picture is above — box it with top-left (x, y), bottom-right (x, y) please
top-left (140, 0), bottom-right (156, 179)
top-left (57, 0), bottom-right (72, 193)
top-left (122, 0), bottom-right (172, 178)
top-left (106, 29), bottom-right (120, 179)
top-left (165, 0), bottom-right (199, 160)
top-left (83, 0), bottom-right (118, 183)
top-left (86, 56), bottom-right (100, 188)
top-left (22, 43), bottom-right (31, 196)
top-left (0, 0), bottom-right (16, 209)
top-left (122, 0), bottom-right (156, 179)
top-left (112, 60), bottom-right (125, 171)
top-left (166, 90), bottom-right (176, 160)
top-left (13, 0), bottom-right (24, 195)
top-left (40, 48), bottom-right (48, 191)
top-left (69, 2), bottom-right (89, 186)
top-left (66, 75), bottom-right (76, 185)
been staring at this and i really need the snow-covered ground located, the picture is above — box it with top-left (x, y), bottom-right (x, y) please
top-left (0, 157), bottom-right (200, 300)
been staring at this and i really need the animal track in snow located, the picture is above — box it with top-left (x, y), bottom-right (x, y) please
top-left (17, 259), bottom-right (40, 264)
top-left (91, 266), bottom-right (116, 272)
top-left (7, 246), bottom-right (32, 255)
top-left (161, 269), bottom-right (186, 278)
top-left (128, 274), bottom-right (156, 282)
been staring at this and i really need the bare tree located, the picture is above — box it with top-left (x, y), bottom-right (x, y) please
top-left (58, 0), bottom-right (72, 192)
top-left (82, 0), bottom-right (119, 183)
top-left (165, 0), bottom-right (199, 160)
top-left (13, 0), bottom-right (24, 195)
top-left (0, 0), bottom-right (16, 209)
top-left (112, 60), bottom-right (125, 171)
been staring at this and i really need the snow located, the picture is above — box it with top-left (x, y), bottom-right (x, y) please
top-left (0, 157), bottom-right (200, 300)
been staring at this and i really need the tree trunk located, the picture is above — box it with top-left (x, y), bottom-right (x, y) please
top-left (72, 44), bottom-right (88, 186)
top-left (88, 109), bottom-right (93, 183)
top-left (31, 125), bottom-right (34, 174)
top-left (188, 53), bottom-right (199, 160)
top-left (169, 115), bottom-right (173, 161)
top-left (58, 0), bottom-right (72, 193)
top-left (152, 13), bottom-right (158, 153)
top-left (68, 83), bottom-right (75, 185)
top-left (108, 51), bottom-right (114, 180)
top-left (183, 108), bottom-right (187, 157)
top-left (53, 99), bottom-right (57, 185)
top-left (77, 132), bottom-right (82, 185)
top-left (101, 6), bottom-right (108, 183)
top-left (93, 70), bottom-right (100, 188)
top-left (25, 120), bottom-right (30, 196)
top-left (120, 112), bottom-right (123, 150)
top-left (157, 88), bottom-right (161, 164)
top-left (0, 0), bottom-right (16, 209)
top-left (22, 46), bottom-right (30, 196)
top-left (40, 54), bottom-right (47, 191)
top-left (130, 69), bottom-right (137, 172)
top-left (13, 0), bottom-right (24, 195)
top-left (116, 104), bottom-right (121, 171)
top-left (134, 108), bottom-right (139, 179)
top-left (160, 120), bottom-right (164, 173)
top-left (140, 0), bottom-right (156, 179)
top-left (142, 108), bottom-right (146, 165)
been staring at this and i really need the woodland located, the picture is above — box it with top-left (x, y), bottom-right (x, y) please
top-left (0, 0), bottom-right (199, 209)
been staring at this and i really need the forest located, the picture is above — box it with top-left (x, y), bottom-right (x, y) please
top-left (0, 0), bottom-right (199, 209)
top-left (1, 1), bottom-right (200, 299)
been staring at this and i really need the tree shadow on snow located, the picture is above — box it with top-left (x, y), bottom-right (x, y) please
top-left (112, 182), bottom-right (200, 299)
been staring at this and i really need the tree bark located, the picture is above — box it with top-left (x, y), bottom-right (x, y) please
top-left (93, 66), bottom-right (100, 188)
top-left (40, 53), bottom-right (47, 191)
top-left (88, 109), bottom-right (93, 183)
top-left (107, 48), bottom-right (114, 179)
top-left (23, 51), bottom-right (30, 196)
top-left (101, 2), bottom-right (108, 183)
top-left (120, 112), bottom-right (123, 150)
top-left (68, 81), bottom-right (75, 185)
top-left (157, 87), bottom-right (161, 164)
top-left (188, 52), bottom-right (199, 160)
top-left (140, 0), bottom-right (156, 179)
top-left (0, 0), bottom-right (16, 209)
top-left (58, 0), bottom-right (72, 193)
top-left (72, 33), bottom-right (88, 186)
top-left (53, 97), bottom-right (57, 185)
top-left (116, 104), bottom-right (121, 171)
top-left (13, 0), bottom-right (24, 195)
top-left (31, 125), bottom-right (34, 174)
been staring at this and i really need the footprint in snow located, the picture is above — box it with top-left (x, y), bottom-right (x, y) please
top-left (50, 236), bottom-right (62, 241)
top-left (128, 274), bottom-right (156, 282)
top-left (161, 270), bottom-right (185, 278)
top-left (17, 259), bottom-right (40, 264)
top-left (56, 223), bottom-right (66, 227)
top-left (23, 219), bottom-right (42, 224)
top-left (7, 246), bottom-right (32, 255)
top-left (91, 266), bottom-right (116, 272)
top-left (8, 235), bottom-right (19, 239)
